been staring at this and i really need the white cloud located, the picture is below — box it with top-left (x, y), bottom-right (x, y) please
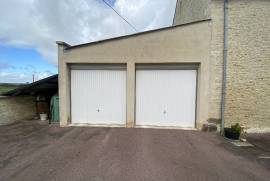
top-left (0, 69), bottom-right (54, 83)
top-left (0, 0), bottom-right (177, 64)
top-left (115, 0), bottom-right (176, 31)
top-left (35, 70), bottom-right (54, 80)
top-left (0, 63), bottom-right (16, 70)
top-left (0, 0), bottom-right (177, 83)
top-left (0, 71), bottom-right (30, 83)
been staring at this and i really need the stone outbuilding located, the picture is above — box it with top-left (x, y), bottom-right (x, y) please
top-left (1, 75), bottom-right (58, 125)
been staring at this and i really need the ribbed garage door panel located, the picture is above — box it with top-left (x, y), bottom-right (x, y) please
top-left (136, 70), bottom-right (196, 128)
top-left (71, 69), bottom-right (126, 125)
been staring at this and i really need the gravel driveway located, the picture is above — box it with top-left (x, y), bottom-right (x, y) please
top-left (0, 120), bottom-right (269, 181)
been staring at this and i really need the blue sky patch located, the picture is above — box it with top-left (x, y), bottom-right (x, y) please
top-left (0, 46), bottom-right (57, 83)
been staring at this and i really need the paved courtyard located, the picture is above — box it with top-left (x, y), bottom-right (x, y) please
top-left (0, 120), bottom-right (269, 181)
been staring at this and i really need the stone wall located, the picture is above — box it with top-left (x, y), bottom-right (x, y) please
top-left (173, 0), bottom-right (211, 25)
top-left (0, 96), bottom-right (36, 125)
top-left (225, 0), bottom-right (270, 131)
top-left (174, 0), bottom-right (270, 131)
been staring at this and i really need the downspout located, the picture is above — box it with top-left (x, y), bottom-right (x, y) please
top-left (221, 0), bottom-right (229, 134)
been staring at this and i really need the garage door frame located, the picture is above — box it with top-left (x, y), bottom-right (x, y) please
top-left (135, 63), bottom-right (199, 128)
top-left (69, 63), bottom-right (127, 126)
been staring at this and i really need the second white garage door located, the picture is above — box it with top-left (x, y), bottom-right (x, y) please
top-left (71, 68), bottom-right (126, 125)
top-left (136, 69), bottom-right (197, 128)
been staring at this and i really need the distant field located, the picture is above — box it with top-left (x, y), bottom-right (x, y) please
top-left (0, 84), bottom-right (24, 94)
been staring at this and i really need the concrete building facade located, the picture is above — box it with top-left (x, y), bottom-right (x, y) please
top-left (57, 0), bottom-right (270, 132)
top-left (58, 21), bottom-right (212, 128)
top-left (173, 0), bottom-right (211, 25)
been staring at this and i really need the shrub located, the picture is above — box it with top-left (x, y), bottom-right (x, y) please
top-left (231, 123), bottom-right (241, 134)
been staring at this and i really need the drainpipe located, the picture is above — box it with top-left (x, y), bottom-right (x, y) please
top-left (221, 0), bottom-right (229, 135)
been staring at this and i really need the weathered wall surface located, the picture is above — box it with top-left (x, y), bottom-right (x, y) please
top-left (173, 0), bottom-right (211, 25)
top-left (173, 0), bottom-right (223, 121)
top-left (0, 96), bottom-right (36, 125)
top-left (208, 0), bottom-right (224, 120)
top-left (225, 0), bottom-right (270, 131)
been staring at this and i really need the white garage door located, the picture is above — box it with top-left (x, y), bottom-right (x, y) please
top-left (71, 68), bottom-right (126, 125)
top-left (136, 69), bottom-right (197, 128)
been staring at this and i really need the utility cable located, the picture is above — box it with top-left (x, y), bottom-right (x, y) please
top-left (102, 0), bottom-right (138, 32)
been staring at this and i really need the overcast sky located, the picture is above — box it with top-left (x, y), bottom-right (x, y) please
top-left (0, 0), bottom-right (177, 83)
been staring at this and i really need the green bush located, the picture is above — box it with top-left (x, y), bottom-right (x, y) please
top-left (231, 123), bottom-right (241, 134)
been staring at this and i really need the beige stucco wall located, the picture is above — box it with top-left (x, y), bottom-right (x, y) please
top-left (208, 0), bottom-right (224, 120)
top-left (225, 0), bottom-right (270, 131)
top-left (58, 21), bottom-right (213, 128)
top-left (173, 0), bottom-right (223, 121)
top-left (173, 0), bottom-right (211, 25)
top-left (0, 96), bottom-right (36, 125)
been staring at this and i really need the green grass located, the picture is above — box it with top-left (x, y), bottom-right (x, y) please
top-left (0, 84), bottom-right (24, 94)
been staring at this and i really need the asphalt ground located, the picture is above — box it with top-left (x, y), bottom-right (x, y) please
top-left (0, 120), bottom-right (269, 181)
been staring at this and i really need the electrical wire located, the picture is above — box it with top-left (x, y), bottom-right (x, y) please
top-left (101, 0), bottom-right (138, 32)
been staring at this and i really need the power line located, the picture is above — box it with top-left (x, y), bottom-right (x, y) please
top-left (101, 0), bottom-right (138, 32)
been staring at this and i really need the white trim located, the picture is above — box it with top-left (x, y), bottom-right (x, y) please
top-left (68, 123), bottom-right (126, 127)
top-left (69, 64), bottom-right (126, 70)
top-left (136, 63), bottom-right (199, 70)
top-left (135, 125), bottom-right (197, 130)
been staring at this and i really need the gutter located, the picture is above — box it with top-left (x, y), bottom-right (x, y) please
top-left (221, 0), bottom-right (229, 134)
